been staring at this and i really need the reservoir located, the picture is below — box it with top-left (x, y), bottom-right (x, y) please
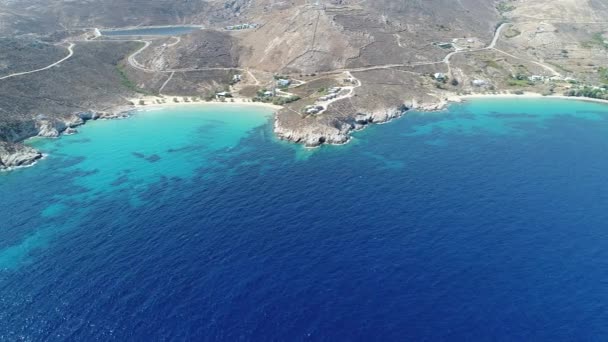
top-left (100, 25), bottom-right (203, 36)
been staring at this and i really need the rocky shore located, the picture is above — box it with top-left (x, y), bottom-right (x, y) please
top-left (0, 142), bottom-right (43, 171)
top-left (273, 98), bottom-right (447, 148)
top-left (0, 109), bottom-right (129, 171)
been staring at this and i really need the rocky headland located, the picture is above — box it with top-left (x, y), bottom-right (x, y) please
top-left (0, 110), bottom-right (129, 170)
top-left (0, 142), bottom-right (43, 171)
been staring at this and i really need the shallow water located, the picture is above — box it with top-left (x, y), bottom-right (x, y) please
top-left (2, 99), bottom-right (608, 340)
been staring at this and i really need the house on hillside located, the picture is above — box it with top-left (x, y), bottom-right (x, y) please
top-left (216, 92), bottom-right (232, 98)
top-left (472, 79), bottom-right (487, 87)
top-left (528, 75), bottom-right (544, 82)
top-left (434, 73), bottom-right (447, 80)
top-left (277, 79), bottom-right (291, 87)
top-left (305, 105), bottom-right (324, 115)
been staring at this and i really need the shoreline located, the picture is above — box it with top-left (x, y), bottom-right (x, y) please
top-left (3, 92), bottom-right (608, 172)
top-left (126, 96), bottom-right (283, 112)
top-left (451, 92), bottom-right (608, 106)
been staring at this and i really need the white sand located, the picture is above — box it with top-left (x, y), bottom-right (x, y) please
top-left (453, 92), bottom-right (608, 105)
top-left (127, 95), bottom-right (283, 111)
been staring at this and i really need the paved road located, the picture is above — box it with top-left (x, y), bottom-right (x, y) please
top-left (126, 40), bottom-right (152, 72)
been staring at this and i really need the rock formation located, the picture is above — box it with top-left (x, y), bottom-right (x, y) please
top-left (0, 142), bottom-right (43, 170)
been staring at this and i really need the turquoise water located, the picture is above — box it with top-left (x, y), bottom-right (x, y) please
top-left (2, 98), bottom-right (608, 340)
top-left (1, 105), bottom-right (271, 269)
top-left (100, 26), bottom-right (203, 36)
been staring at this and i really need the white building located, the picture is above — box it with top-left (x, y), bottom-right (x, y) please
top-left (434, 73), bottom-right (447, 80)
top-left (277, 79), bottom-right (291, 87)
top-left (305, 105), bottom-right (324, 115)
top-left (528, 75), bottom-right (544, 82)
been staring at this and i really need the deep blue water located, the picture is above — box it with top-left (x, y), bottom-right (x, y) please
top-left (2, 99), bottom-right (608, 340)
top-left (100, 26), bottom-right (203, 36)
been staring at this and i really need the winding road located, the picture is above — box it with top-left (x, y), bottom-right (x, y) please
top-left (1, 19), bottom-right (562, 95)
top-left (126, 40), bottom-right (152, 72)
top-left (123, 37), bottom-right (261, 88)
top-left (0, 43), bottom-right (75, 81)
top-left (443, 22), bottom-right (560, 77)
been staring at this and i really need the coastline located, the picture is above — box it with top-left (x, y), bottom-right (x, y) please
top-left (451, 92), bottom-right (608, 106)
top-left (127, 96), bottom-right (283, 112)
top-left (0, 154), bottom-right (47, 173)
top-left (3, 92), bottom-right (608, 172)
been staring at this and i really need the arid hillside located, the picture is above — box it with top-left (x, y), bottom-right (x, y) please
top-left (1, 0), bottom-right (607, 168)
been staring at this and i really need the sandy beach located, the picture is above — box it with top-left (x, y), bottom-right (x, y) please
top-left (453, 92), bottom-right (608, 106)
top-left (128, 92), bottom-right (608, 118)
top-left (127, 95), bottom-right (284, 112)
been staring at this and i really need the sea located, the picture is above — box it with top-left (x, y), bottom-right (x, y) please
top-left (1, 99), bottom-right (608, 340)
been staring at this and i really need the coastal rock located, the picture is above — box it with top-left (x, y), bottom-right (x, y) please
top-left (64, 127), bottom-right (78, 135)
top-left (354, 106), bottom-right (407, 125)
top-left (0, 142), bottom-right (42, 170)
top-left (36, 119), bottom-right (66, 137)
top-left (0, 108), bottom-right (132, 171)
top-left (77, 111), bottom-right (101, 121)
top-left (64, 114), bottom-right (85, 127)
top-left (98, 111), bottom-right (130, 120)
top-left (274, 105), bottom-right (408, 147)
top-left (274, 116), bottom-right (350, 147)
top-left (410, 98), bottom-right (448, 111)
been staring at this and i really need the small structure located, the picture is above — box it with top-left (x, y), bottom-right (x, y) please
top-left (528, 75), bottom-right (544, 82)
top-left (435, 42), bottom-right (453, 49)
top-left (320, 93), bottom-right (339, 101)
top-left (263, 91), bottom-right (274, 97)
top-left (232, 74), bottom-right (242, 83)
top-left (216, 91), bottom-right (232, 98)
top-left (304, 105), bottom-right (324, 115)
top-left (277, 79), bottom-right (291, 87)
top-left (328, 87), bottom-right (342, 93)
top-left (225, 23), bottom-right (259, 31)
top-left (434, 73), bottom-right (447, 80)
top-left (472, 79), bottom-right (487, 87)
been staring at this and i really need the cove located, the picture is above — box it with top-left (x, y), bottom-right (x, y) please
top-left (1, 99), bottom-right (608, 340)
